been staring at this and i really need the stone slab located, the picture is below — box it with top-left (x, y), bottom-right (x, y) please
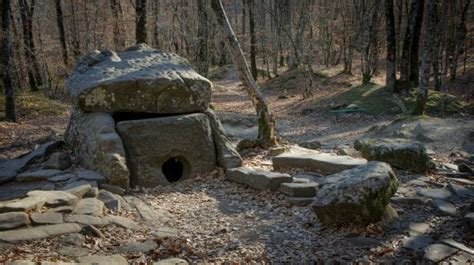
top-left (226, 167), bottom-right (292, 191)
top-left (0, 223), bottom-right (81, 242)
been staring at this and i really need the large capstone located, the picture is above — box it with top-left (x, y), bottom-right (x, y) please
top-left (66, 44), bottom-right (211, 114)
top-left (116, 113), bottom-right (216, 186)
top-left (311, 162), bottom-right (399, 226)
top-left (354, 138), bottom-right (435, 173)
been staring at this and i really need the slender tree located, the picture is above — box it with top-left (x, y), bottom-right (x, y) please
top-left (135, 0), bottom-right (148, 44)
top-left (385, 0), bottom-right (397, 92)
top-left (110, 0), bottom-right (126, 50)
top-left (197, 0), bottom-right (209, 77)
top-left (414, 0), bottom-right (437, 115)
top-left (247, 0), bottom-right (257, 79)
top-left (55, 0), bottom-right (68, 65)
top-left (210, 0), bottom-right (276, 147)
top-left (2, 0), bottom-right (16, 121)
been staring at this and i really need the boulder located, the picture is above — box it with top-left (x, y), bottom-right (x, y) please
top-left (44, 152), bottom-right (71, 170)
top-left (65, 44), bottom-right (211, 114)
top-left (272, 152), bottom-right (367, 174)
top-left (66, 110), bottom-right (129, 188)
top-left (354, 138), bottom-right (435, 173)
top-left (73, 198), bottom-right (104, 216)
top-left (311, 162), bottom-right (399, 225)
top-left (0, 212), bottom-right (30, 230)
top-left (97, 190), bottom-right (121, 211)
top-left (117, 113), bottom-right (216, 187)
top-left (226, 167), bottom-right (292, 191)
top-left (0, 223), bottom-right (82, 242)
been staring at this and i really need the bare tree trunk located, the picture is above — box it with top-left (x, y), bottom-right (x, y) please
top-left (247, 0), bottom-right (257, 79)
top-left (2, 0), bottom-right (15, 121)
top-left (450, 0), bottom-right (471, 80)
top-left (414, 0), bottom-right (437, 115)
top-left (385, 0), bottom-right (397, 92)
top-left (55, 0), bottom-right (68, 65)
top-left (151, 0), bottom-right (160, 48)
top-left (110, 0), bottom-right (126, 50)
top-left (197, 0), bottom-right (209, 77)
top-left (135, 0), bottom-right (147, 44)
top-left (69, 0), bottom-right (81, 59)
top-left (211, 0), bottom-right (276, 147)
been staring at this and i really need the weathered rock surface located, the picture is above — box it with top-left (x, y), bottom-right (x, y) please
top-left (226, 167), bottom-right (292, 191)
top-left (151, 227), bottom-right (179, 239)
top-left (204, 109), bottom-right (242, 169)
top-left (279, 182), bottom-right (318, 197)
top-left (58, 246), bottom-right (89, 257)
top-left (27, 190), bottom-right (78, 207)
top-left (154, 258), bottom-right (189, 265)
top-left (272, 152), bottom-right (367, 174)
top-left (311, 162), bottom-right (399, 225)
top-left (66, 44), bottom-right (212, 114)
top-left (105, 215), bottom-right (141, 230)
top-left (417, 188), bottom-right (452, 200)
top-left (66, 110), bottom-right (129, 188)
top-left (0, 212), bottom-right (30, 230)
top-left (44, 152), bottom-right (71, 170)
top-left (433, 199), bottom-right (457, 216)
top-left (65, 214), bottom-right (109, 227)
top-left (60, 233), bottom-right (85, 246)
top-left (61, 182), bottom-right (92, 198)
top-left (77, 255), bottom-right (128, 265)
top-left (31, 212), bottom-right (64, 224)
top-left (423, 244), bottom-right (458, 262)
top-left (0, 196), bottom-right (45, 213)
top-left (402, 234), bottom-right (433, 251)
top-left (118, 240), bottom-right (158, 253)
top-left (354, 138), bottom-right (435, 173)
top-left (465, 212), bottom-right (474, 232)
top-left (73, 198), bottom-right (104, 216)
top-left (117, 113), bottom-right (216, 187)
top-left (285, 197), bottom-right (314, 207)
top-left (99, 184), bottom-right (125, 196)
top-left (16, 169), bottom-right (62, 182)
top-left (98, 190), bottom-right (120, 211)
top-left (0, 223), bottom-right (81, 242)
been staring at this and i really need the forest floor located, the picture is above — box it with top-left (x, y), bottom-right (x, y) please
top-left (0, 66), bottom-right (473, 263)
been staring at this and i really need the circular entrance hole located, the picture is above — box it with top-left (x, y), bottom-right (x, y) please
top-left (162, 157), bottom-right (186, 182)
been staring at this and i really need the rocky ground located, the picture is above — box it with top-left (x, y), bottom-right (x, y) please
top-left (0, 69), bottom-right (472, 264)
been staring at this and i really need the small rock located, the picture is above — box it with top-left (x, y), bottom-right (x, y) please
top-left (299, 140), bottom-right (322, 150)
top-left (154, 258), bottom-right (188, 265)
top-left (225, 167), bottom-right (292, 191)
top-left (27, 190), bottom-right (78, 207)
top-left (391, 196), bottom-right (431, 206)
top-left (84, 187), bottom-right (99, 198)
top-left (75, 170), bottom-right (106, 184)
top-left (443, 163), bottom-right (459, 172)
top-left (406, 179), bottom-right (428, 187)
top-left (81, 224), bottom-right (104, 238)
top-left (58, 246), bottom-right (89, 257)
top-left (105, 215), bottom-right (141, 230)
top-left (45, 152), bottom-right (71, 170)
top-left (31, 212), bottom-right (63, 224)
top-left (279, 182), bottom-right (318, 197)
top-left (118, 240), bottom-right (158, 254)
top-left (402, 235), bottom-right (433, 252)
top-left (98, 190), bottom-right (121, 211)
top-left (0, 212), bottom-right (30, 230)
top-left (417, 188), bottom-right (452, 200)
top-left (465, 212), bottom-right (474, 232)
top-left (65, 214), bottom-right (109, 227)
top-left (61, 182), bottom-right (92, 198)
top-left (440, 239), bottom-right (474, 255)
top-left (16, 169), bottom-right (62, 182)
top-left (285, 197), bottom-right (314, 207)
top-left (423, 243), bottom-right (458, 263)
top-left (448, 183), bottom-right (474, 198)
top-left (116, 195), bottom-right (132, 212)
top-left (0, 223), bottom-right (81, 242)
top-left (61, 233), bottom-right (85, 246)
top-left (99, 184), bottom-right (126, 196)
top-left (151, 226), bottom-right (179, 239)
top-left (77, 255), bottom-right (127, 265)
top-left (408, 223), bottom-right (431, 236)
top-left (0, 196), bottom-right (45, 213)
top-left (381, 204), bottom-right (399, 225)
top-left (73, 198), bottom-right (104, 216)
top-left (268, 146), bottom-right (288, 156)
top-left (433, 199), bottom-right (457, 216)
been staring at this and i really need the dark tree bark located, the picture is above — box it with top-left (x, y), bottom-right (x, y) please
top-left (385, 0), bottom-right (397, 92)
top-left (247, 0), bottom-right (257, 79)
top-left (69, 0), bottom-right (81, 59)
top-left (18, 0), bottom-right (43, 91)
top-left (414, 0), bottom-right (437, 115)
top-left (135, 0), bottom-right (148, 44)
top-left (450, 0), bottom-right (471, 80)
top-left (400, 0), bottom-right (424, 87)
top-left (2, 0), bottom-right (16, 121)
top-left (197, 0), bottom-right (209, 77)
top-left (211, 0), bottom-right (277, 147)
top-left (110, 0), bottom-right (126, 50)
top-left (55, 0), bottom-right (68, 65)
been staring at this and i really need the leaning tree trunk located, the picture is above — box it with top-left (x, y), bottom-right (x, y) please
top-left (210, 0), bottom-right (277, 147)
top-left (385, 0), bottom-right (397, 92)
top-left (55, 0), bottom-right (68, 66)
top-left (2, 0), bottom-right (16, 122)
top-left (196, 0), bottom-right (209, 77)
top-left (413, 0), bottom-right (437, 115)
top-left (135, 0), bottom-right (148, 44)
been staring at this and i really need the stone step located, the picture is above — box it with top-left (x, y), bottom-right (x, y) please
top-left (279, 182), bottom-right (318, 197)
top-left (0, 223), bottom-right (81, 242)
top-left (272, 152), bottom-right (366, 174)
top-left (225, 167), bottom-right (292, 191)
